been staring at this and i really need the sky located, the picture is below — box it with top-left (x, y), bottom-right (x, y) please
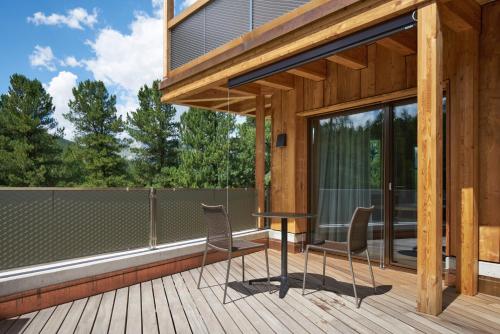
top-left (0, 0), bottom-right (196, 139)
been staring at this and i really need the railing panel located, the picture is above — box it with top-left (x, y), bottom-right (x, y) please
top-left (156, 188), bottom-right (256, 244)
top-left (252, 0), bottom-right (309, 28)
top-left (171, 8), bottom-right (205, 69)
top-left (0, 189), bottom-right (150, 271)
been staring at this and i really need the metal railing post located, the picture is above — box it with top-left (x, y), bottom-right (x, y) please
top-left (149, 188), bottom-right (157, 249)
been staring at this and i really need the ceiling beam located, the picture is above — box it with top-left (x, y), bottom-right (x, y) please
top-left (440, 0), bottom-right (481, 32)
top-left (376, 29), bottom-right (417, 55)
top-left (255, 73), bottom-right (296, 90)
top-left (287, 60), bottom-right (326, 81)
top-left (327, 46), bottom-right (367, 69)
top-left (176, 89), bottom-right (245, 103)
top-left (210, 96), bottom-right (254, 110)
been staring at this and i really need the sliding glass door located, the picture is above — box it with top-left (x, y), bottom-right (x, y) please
top-left (310, 107), bottom-right (385, 262)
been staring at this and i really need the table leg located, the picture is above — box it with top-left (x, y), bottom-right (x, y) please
top-left (279, 217), bottom-right (288, 298)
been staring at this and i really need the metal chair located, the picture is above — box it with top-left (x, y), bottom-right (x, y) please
top-left (302, 206), bottom-right (376, 308)
top-left (197, 204), bottom-right (271, 303)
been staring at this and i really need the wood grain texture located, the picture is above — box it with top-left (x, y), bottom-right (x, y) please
top-left (255, 94), bottom-right (266, 229)
top-left (416, 2), bottom-right (444, 316)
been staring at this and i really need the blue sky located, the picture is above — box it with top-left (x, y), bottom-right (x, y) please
top-left (0, 0), bottom-right (193, 139)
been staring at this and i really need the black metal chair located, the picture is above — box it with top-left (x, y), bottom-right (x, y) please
top-left (197, 204), bottom-right (271, 303)
top-left (302, 206), bottom-right (376, 307)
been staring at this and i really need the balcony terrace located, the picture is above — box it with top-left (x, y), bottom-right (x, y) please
top-left (2, 250), bottom-right (499, 333)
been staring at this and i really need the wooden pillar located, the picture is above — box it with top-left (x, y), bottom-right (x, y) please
top-left (255, 94), bottom-right (266, 229)
top-left (163, 0), bottom-right (174, 78)
top-left (457, 28), bottom-right (479, 296)
top-left (416, 2), bottom-right (443, 316)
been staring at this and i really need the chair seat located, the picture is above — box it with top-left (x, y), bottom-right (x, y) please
top-left (210, 239), bottom-right (266, 252)
top-left (308, 240), bottom-right (348, 253)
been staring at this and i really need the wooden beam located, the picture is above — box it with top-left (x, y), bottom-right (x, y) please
top-left (416, 2), bottom-right (443, 316)
top-left (214, 83), bottom-right (261, 96)
top-left (255, 95), bottom-right (266, 229)
top-left (163, 0), bottom-right (174, 78)
top-left (256, 73), bottom-right (296, 90)
top-left (161, 0), bottom-right (429, 102)
top-left (168, 0), bottom-right (211, 29)
top-left (176, 89), bottom-right (248, 103)
top-left (327, 46), bottom-right (367, 70)
top-left (376, 29), bottom-right (417, 56)
top-left (440, 0), bottom-right (481, 32)
top-left (210, 97), bottom-right (253, 110)
top-left (297, 87), bottom-right (416, 117)
top-left (287, 60), bottom-right (326, 81)
top-left (457, 28), bottom-right (479, 296)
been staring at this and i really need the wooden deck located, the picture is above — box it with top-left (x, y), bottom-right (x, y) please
top-left (1, 249), bottom-right (499, 333)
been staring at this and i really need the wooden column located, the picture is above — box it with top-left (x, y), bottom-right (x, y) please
top-left (163, 0), bottom-right (174, 78)
top-left (255, 94), bottom-right (266, 229)
top-left (416, 2), bottom-right (443, 316)
top-left (457, 27), bottom-right (480, 297)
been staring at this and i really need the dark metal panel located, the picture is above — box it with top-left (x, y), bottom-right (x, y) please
top-left (229, 14), bottom-right (416, 88)
top-left (205, 0), bottom-right (250, 52)
top-left (171, 8), bottom-right (205, 69)
top-left (252, 0), bottom-right (309, 29)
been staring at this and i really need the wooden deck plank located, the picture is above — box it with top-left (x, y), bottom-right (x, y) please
top-left (211, 260), bottom-right (305, 333)
top-left (91, 290), bottom-right (115, 334)
top-left (192, 266), bottom-right (267, 334)
top-left (5, 311), bottom-right (38, 334)
top-left (108, 288), bottom-right (128, 334)
top-left (7, 249), bottom-right (500, 334)
top-left (171, 273), bottom-right (209, 334)
top-left (40, 302), bottom-right (72, 334)
top-left (151, 278), bottom-right (176, 334)
top-left (141, 281), bottom-right (159, 334)
top-left (204, 262), bottom-right (290, 334)
top-left (58, 298), bottom-right (87, 333)
top-left (182, 270), bottom-right (241, 333)
top-left (162, 275), bottom-right (192, 333)
top-left (23, 306), bottom-right (55, 334)
top-left (126, 284), bottom-right (142, 334)
top-left (75, 294), bottom-right (102, 334)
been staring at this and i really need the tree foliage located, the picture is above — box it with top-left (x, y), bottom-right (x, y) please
top-left (0, 74), bottom-right (62, 186)
top-left (65, 80), bottom-right (128, 187)
top-left (126, 80), bottom-right (179, 186)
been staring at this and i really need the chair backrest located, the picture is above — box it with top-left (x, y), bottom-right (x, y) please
top-left (201, 204), bottom-right (232, 250)
top-left (347, 206), bottom-right (375, 253)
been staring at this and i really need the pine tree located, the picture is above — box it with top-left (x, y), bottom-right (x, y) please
top-left (174, 108), bottom-right (235, 188)
top-left (65, 80), bottom-right (128, 187)
top-left (0, 74), bottom-right (62, 186)
top-left (126, 80), bottom-right (179, 186)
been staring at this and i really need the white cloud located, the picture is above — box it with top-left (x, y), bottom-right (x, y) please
top-left (29, 45), bottom-right (57, 71)
top-left (45, 71), bottom-right (78, 139)
top-left (28, 8), bottom-right (98, 30)
top-left (60, 56), bottom-right (82, 68)
top-left (84, 12), bottom-right (162, 101)
top-left (180, 0), bottom-right (197, 11)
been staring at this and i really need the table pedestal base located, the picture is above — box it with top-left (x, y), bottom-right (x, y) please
top-left (248, 276), bottom-right (289, 298)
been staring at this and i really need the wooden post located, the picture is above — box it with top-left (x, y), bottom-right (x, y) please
top-left (163, 0), bottom-right (174, 78)
top-left (457, 28), bottom-right (479, 296)
top-left (255, 94), bottom-right (266, 229)
top-left (416, 2), bottom-right (443, 316)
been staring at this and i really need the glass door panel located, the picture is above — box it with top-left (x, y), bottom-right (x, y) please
top-left (391, 101), bottom-right (418, 267)
top-left (310, 108), bottom-right (384, 262)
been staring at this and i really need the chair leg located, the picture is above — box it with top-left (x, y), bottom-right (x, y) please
top-left (223, 253), bottom-right (232, 304)
top-left (242, 255), bottom-right (245, 282)
top-left (348, 252), bottom-right (359, 308)
top-left (366, 249), bottom-right (376, 291)
top-left (265, 247), bottom-right (271, 293)
top-left (197, 243), bottom-right (208, 289)
top-left (322, 251), bottom-right (327, 288)
top-left (302, 246), bottom-right (309, 295)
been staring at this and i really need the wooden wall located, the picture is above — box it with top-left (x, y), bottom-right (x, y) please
top-left (270, 38), bottom-right (417, 234)
top-left (478, 2), bottom-right (500, 263)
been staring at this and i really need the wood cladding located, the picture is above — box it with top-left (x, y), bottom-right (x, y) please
top-left (478, 2), bottom-right (500, 263)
